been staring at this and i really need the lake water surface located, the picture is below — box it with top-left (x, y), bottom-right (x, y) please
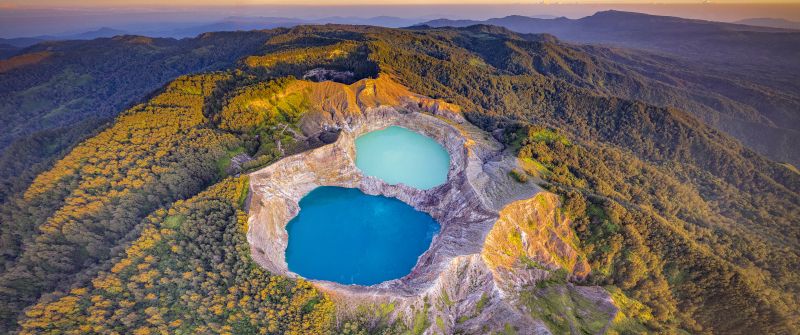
top-left (355, 126), bottom-right (450, 190)
top-left (285, 186), bottom-right (440, 285)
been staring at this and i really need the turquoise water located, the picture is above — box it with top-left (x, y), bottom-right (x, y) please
top-left (355, 126), bottom-right (450, 190)
top-left (285, 186), bottom-right (440, 285)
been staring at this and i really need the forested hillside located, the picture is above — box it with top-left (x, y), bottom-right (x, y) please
top-left (359, 25), bottom-right (799, 331)
top-left (421, 10), bottom-right (800, 77)
top-left (0, 31), bottom-right (277, 202)
top-left (0, 24), bottom-right (797, 334)
top-left (421, 12), bottom-right (800, 165)
top-left (0, 74), bottom-right (243, 331)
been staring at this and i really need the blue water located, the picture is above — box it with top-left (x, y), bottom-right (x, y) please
top-left (285, 186), bottom-right (440, 285)
top-left (355, 126), bottom-right (450, 190)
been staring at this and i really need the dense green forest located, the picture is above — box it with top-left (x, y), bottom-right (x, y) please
top-left (416, 22), bottom-right (800, 165)
top-left (0, 23), bottom-right (797, 334)
top-left (0, 31), bottom-right (278, 202)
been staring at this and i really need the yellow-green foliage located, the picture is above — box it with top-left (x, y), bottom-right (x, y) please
top-left (22, 73), bottom-right (238, 238)
top-left (217, 78), bottom-right (309, 133)
top-left (408, 300), bottom-right (431, 335)
top-left (467, 57), bottom-right (488, 67)
top-left (245, 41), bottom-right (359, 69)
top-left (435, 315), bottom-right (445, 332)
top-left (526, 128), bottom-right (570, 146)
top-left (519, 157), bottom-right (549, 178)
top-left (509, 169), bottom-right (528, 183)
top-left (780, 162), bottom-right (799, 174)
top-left (520, 285), bottom-right (612, 335)
top-left (26, 74), bottom-right (233, 200)
top-left (605, 286), bottom-right (652, 334)
top-left (0, 74), bottom-right (244, 331)
top-left (521, 125), bottom-right (800, 332)
top-left (19, 177), bottom-right (334, 334)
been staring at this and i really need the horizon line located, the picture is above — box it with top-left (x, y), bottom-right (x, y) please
top-left (3, 1), bottom-right (800, 11)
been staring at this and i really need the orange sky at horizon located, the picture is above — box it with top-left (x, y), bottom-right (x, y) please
top-left (3, 0), bottom-right (800, 28)
top-left (3, 0), bottom-right (800, 8)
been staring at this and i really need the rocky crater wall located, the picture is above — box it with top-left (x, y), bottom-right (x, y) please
top-left (247, 105), bottom-right (497, 294)
top-left (245, 76), bottom-right (613, 334)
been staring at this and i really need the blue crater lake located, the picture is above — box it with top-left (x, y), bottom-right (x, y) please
top-left (285, 186), bottom-right (440, 285)
top-left (355, 126), bottom-right (450, 190)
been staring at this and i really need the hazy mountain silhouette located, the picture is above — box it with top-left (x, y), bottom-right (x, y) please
top-left (736, 17), bottom-right (800, 30)
top-left (421, 10), bottom-right (800, 73)
top-left (0, 27), bottom-right (129, 57)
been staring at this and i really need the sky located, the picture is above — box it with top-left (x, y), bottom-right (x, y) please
top-left (1, 1), bottom-right (799, 38)
top-left (3, 0), bottom-right (800, 7)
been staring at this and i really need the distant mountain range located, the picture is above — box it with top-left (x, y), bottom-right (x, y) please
top-left (419, 11), bottom-right (800, 94)
top-left (0, 15), bottom-right (426, 42)
top-left (0, 16), bottom-right (427, 58)
top-left (419, 11), bottom-right (800, 164)
top-left (154, 16), bottom-right (426, 38)
top-left (0, 27), bottom-right (129, 58)
top-left (736, 17), bottom-right (800, 30)
top-left (419, 11), bottom-right (799, 68)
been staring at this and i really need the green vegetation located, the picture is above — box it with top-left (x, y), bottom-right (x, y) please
top-left (509, 169), bottom-right (528, 183)
top-left (338, 302), bottom-right (412, 335)
top-left (515, 124), bottom-right (798, 332)
top-left (520, 284), bottom-right (613, 335)
top-left (519, 157), bottom-right (549, 177)
top-left (0, 23), bottom-right (797, 334)
top-left (499, 323), bottom-right (517, 335)
top-left (408, 300), bottom-right (432, 335)
top-left (363, 25), bottom-right (797, 333)
top-left (440, 289), bottom-right (453, 307)
top-left (18, 177), bottom-right (334, 334)
top-left (0, 31), bottom-right (277, 202)
top-left (604, 286), bottom-right (652, 334)
top-left (525, 128), bottom-right (569, 146)
top-left (162, 214), bottom-right (186, 229)
top-left (0, 74), bottom-right (245, 332)
top-left (245, 40), bottom-right (359, 69)
top-left (216, 78), bottom-right (311, 162)
top-left (475, 293), bottom-right (490, 314)
top-left (215, 146), bottom-right (245, 176)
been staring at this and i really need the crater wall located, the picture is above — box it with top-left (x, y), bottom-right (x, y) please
top-left (245, 76), bottom-right (612, 334)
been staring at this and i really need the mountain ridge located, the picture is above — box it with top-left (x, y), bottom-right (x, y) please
top-left (419, 11), bottom-right (800, 165)
top-left (735, 17), bottom-right (800, 30)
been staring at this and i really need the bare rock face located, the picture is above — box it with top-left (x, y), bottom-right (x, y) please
top-left (246, 76), bottom-right (616, 334)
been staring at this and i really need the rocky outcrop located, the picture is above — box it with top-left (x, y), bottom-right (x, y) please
top-left (246, 75), bottom-right (616, 334)
top-left (483, 192), bottom-right (592, 294)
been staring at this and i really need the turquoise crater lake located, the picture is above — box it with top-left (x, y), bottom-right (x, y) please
top-left (355, 126), bottom-right (450, 190)
top-left (285, 186), bottom-right (440, 285)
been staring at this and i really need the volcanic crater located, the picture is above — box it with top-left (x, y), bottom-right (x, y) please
top-left (245, 75), bottom-right (613, 334)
